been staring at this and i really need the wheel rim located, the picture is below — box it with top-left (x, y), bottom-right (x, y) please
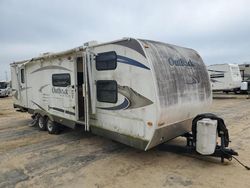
top-left (38, 117), bottom-right (44, 128)
top-left (47, 120), bottom-right (53, 131)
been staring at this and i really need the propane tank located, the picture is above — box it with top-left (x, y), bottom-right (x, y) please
top-left (196, 118), bottom-right (218, 155)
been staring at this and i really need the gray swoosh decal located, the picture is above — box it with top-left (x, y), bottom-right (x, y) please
top-left (39, 84), bottom-right (49, 93)
top-left (118, 85), bottom-right (153, 109)
top-left (31, 66), bottom-right (71, 74)
top-left (97, 85), bottom-right (153, 110)
top-left (98, 98), bottom-right (130, 110)
top-left (113, 39), bottom-right (146, 57)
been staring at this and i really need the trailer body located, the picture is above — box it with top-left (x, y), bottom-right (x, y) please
top-left (208, 64), bottom-right (242, 92)
top-left (11, 38), bottom-right (211, 150)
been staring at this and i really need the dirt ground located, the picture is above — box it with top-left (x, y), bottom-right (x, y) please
top-left (0, 96), bottom-right (250, 188)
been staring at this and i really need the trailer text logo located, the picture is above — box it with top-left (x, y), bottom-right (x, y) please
top-left (168, 57), bottom-right (195, 67)
top-left (52, 87), bottom-right (69, 95)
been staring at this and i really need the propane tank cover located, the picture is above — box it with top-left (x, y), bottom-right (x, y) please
top-left (196, 118), bottom-right (218, 155)
top-left (241, 82), bottom-right (248, 91)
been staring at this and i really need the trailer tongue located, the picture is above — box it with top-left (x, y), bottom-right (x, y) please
top-left (159, 113), bottom-right (250, 170)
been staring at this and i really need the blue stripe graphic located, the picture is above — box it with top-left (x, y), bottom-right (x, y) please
top-left (98, 98), bottom-right (130, 110)
top-left (117, 55), bottom-right (150, 70)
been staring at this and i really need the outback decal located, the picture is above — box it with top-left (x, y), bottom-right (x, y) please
top-left (168, 57), bottom-right (195, 67)
top-left (97, 85), bottom-right (153, 111)
top-left (52, 87), bottom-right (69, 95)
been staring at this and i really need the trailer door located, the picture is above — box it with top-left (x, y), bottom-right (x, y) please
top-left (18, 65), bottom-right (28, 107)
top-left (83, 52), bottom-right (89, 131)
top-left (83, 48), bottom-right (97, 131)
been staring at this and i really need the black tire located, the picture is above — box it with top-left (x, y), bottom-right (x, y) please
top-left (38, 116), bottom-right (47, 131)
top-left (29, 113), bottom-right (39, 127)
top-left (46, 119), bottom-right (60, 134)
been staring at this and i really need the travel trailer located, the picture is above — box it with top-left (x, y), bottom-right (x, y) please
top-left (208, 64), bottom-right (242, 93)
top-left (11, 38), bottom-right (212, 150)
top-left (0, 81), bottom-right (11, 97)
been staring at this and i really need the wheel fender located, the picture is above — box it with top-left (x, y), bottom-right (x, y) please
top-left (33, 109), bottom-right (55, 121)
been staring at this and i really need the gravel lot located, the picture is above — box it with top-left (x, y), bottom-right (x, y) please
top-left (0, 96), bottom-right (250, 188)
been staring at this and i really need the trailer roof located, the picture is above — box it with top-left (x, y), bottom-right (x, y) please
top-left (11, 38), bottom-right (131, 66)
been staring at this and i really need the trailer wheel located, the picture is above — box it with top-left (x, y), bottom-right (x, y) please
top-left (29, 113), bottom-right (39, 127)
top-left (46, 119), bottom-right (60, 134)
top-left (38, 116), bottom-right (47, 131)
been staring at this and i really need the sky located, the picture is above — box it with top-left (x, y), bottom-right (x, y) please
top-left (1, 0), bottom-right (250, 80)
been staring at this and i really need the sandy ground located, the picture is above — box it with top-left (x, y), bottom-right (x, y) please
top-left (0, 96), bottom-right (250, 188)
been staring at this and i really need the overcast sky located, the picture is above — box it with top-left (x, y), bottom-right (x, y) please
top-left (1, 0), bottom-right (250, 80)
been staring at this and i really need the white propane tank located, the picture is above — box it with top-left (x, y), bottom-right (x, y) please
top-left (241, 81), bottom-right (248, 91)
top-left (196, 118), bottom-right (218, 155)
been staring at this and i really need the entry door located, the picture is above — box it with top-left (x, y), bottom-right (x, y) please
top-left (83, 48), bottom-right (96, 131)
top-left (76, 57), bottom-right (84, 121)
top-left (19, 66), bottom-right (28, 107)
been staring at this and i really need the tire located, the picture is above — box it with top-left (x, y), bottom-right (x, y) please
top-left (46, 119), bottom-right (60, 134)
top-left (38, 116), bottom-right (47, 131)
top-left (29, 114), bottom-right (39, 127)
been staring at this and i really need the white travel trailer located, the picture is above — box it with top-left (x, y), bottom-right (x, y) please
top-left (11, 38), bottom-right (212, 150)
top-left (0, 81), bottom-right (11, 97)
top-left (208, 64), bottom-right (242, 93)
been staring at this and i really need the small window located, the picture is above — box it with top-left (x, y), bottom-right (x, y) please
top-left (97, 80), bottom-right (117, 103)
top-left (52, 73), bottom-right (71, 87)
top-left (96, 51), bottom-right (117, 71)
top-left (21, 69), bottom-right (25, 83)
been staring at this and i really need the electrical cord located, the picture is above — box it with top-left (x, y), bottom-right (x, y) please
top-left (221, 150), bottom-right (250, 170)
top-left (231, 155), bottom-right (250, 170)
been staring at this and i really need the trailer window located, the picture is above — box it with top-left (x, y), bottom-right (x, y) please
top-left (97, 80), bottom-right (117, 103)
top-left (21, 69), bottom-right (25, 83)
top-left (0, 82), bottom-right (7, 89)
top-left (96, 51), bottom-right (117, 71)
top-left (52, 74), bottom-right (71, 87)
